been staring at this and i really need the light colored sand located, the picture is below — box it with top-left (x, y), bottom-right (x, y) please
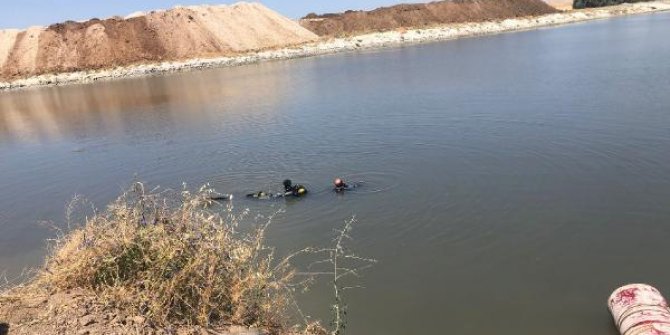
top-left (145, 7), bottom-right (224, 59)
top-left (124, 11), bottom-right (146, 19)
top-left (1, 0), bottom-right (669, 91)
top-left (3, 27), bottom-right (43, 76)
top-left (544, 0), bottom-right (574, 10)
top-left (0, 29), bottom-right (20, 68)
top-left (241, 2), bottom-right (322, 46)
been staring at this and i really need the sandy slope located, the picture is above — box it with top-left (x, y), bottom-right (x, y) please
top-left (0, 29), bottom-right (20, 69)
top-left (0, 2), bottom-right (317, 81)
top-left (3, 27), bottom-right (43, 78)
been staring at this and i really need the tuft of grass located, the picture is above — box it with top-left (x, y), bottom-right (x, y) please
top-left (38, 183), bottom-right (299, 332)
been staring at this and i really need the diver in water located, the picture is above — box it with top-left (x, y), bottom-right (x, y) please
top-left (333, 178), bottom-right (355, 193)
top-left (246, 180), bottom-right (307, 199)
top-left (283, 179), bottom-right (308, 197)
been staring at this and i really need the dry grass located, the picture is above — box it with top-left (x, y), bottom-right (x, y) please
top-left (35, 183), bottom-right (307, 333)
top-left (1, 182), bottom-right (375, 334)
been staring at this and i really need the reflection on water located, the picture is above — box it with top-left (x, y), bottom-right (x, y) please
top-left (2, 12), bottom-right (670, 335)
top-left (0, 64), bottom-right (292, 145)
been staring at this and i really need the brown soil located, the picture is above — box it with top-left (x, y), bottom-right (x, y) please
top-left (33, 18), bottom-right (166, 77)
top-left (0, 288), bottom-right (264, 335)
top-left (0, 3), bottom-right (317, 81)
top-left (300, 0), bottom-right (559, 36)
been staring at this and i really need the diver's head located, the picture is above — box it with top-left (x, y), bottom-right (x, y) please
top-left (334, 178), bottom-right (345, 188)
top-left (283, 179), bottom-right (292, 189)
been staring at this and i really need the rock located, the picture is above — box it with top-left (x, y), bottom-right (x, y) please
top-left (24, 296), bottom-right (48, 308)
top-left (79, 315), bottom-right (96, 327)
top-left (77, 330), bottom-right (90, 335)
top-left (131, 316), bottom-right (146, 325)
top-left (110, 315), bottom-right (123, 324)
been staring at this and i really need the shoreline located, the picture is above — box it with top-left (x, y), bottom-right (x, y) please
top-left (1, 1), bottom-right (669, 92)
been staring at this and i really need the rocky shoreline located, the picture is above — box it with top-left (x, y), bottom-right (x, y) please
top-left (1, 1), bottom-right (669, 92)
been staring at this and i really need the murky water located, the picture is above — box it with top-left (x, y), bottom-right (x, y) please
top-left (2, 12), bottom-right (670, 334)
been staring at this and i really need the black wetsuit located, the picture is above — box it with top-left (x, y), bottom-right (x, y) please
top-left (335, 181), bottom-right (358, 193)
top-left (335, 184), bottom-right (349, 193)
top-left (247, 180), bottom-right (307, 199)
top-left (283, 180), bottom-right (307, 197)
top-left (210, 194), bottom-right (233, 201)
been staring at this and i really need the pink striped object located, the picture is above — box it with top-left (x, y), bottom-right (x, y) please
top-left (608, 284), bottom-right (670, 335)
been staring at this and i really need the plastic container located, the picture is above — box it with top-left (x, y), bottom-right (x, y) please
top-left (608, 284), bottom-right (670, 335)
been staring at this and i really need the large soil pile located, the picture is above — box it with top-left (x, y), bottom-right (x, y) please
top-left (0, 2), bottom-right (317, 81)
top-left (300, 0), bottom-right (559, 36)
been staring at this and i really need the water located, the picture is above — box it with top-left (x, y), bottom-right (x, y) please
top-left (2, 12), bottom-right (670, 334)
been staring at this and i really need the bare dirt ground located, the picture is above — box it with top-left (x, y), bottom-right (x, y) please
top-left (0, 3), bottom-right (317, 81)
top-left (300, 0), bottom-right (559, 36)
top-left (0, 287), bottom-right (261, 335)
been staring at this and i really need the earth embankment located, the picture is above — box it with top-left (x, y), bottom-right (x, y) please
top-left (300, 0), bottom-right (559, 36)
top-left (0, 2), bottom-right (318, 81)
top-left (574, 0), bottom-right (651, 8)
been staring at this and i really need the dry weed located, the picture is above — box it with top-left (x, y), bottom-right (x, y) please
top-left (38, 183), bottom-right (295, 332)
top-left (3, 182), bottom-right (373, 335)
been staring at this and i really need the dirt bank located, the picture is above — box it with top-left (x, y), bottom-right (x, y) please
top-left (0, 2), bottom-right (317, 81)
top-left (300, 0), bottom-right (558, 36)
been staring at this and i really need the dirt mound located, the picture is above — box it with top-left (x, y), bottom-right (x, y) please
top-left (300, 0), bottom-right (559, 36)
top-left (0, 2), bottom-right (317, 81)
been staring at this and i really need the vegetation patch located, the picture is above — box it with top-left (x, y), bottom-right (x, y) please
top-left (1, 183), bottom-right (358, 334)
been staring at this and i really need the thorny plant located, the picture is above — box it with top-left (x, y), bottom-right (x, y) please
top-left (23, 182), bottom-right (373, 334)
top-left (277, 217), bottom-right (377, 335)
